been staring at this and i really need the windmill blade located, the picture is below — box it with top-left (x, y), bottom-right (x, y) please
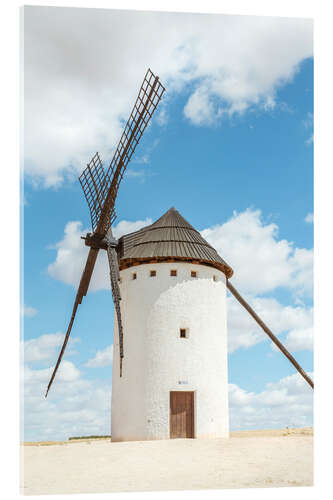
top-left (227, 280), bottom-right (314, 389)
top-left (96, 69), bottom-right (165, 236)
top-left (105, 230), bottom-right (124, 377)
top-left (105, 68), bottom-right (165, 185)
top-left (46, 69), bottom-right (165, 393)
top-left (45, 247), bottom-right (99, 397)
top-left (79, 152), bottom-right (116, 233)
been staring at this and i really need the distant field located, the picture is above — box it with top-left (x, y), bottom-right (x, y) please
top-left (22, 427), bottom-right (313, 446)
top-left (69, 435), bottom-right (111, 440)
top-left (230, 427), bottom-right (313, 438)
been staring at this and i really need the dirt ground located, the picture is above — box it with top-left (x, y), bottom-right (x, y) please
top-left (21, 428), bottom-right (313, 495)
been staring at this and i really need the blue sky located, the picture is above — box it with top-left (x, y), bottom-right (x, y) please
top-left (22, 6), bottom-right (313, 441)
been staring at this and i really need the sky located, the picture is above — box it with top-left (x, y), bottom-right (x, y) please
top-left (22, 6), bottom-right (313, 442)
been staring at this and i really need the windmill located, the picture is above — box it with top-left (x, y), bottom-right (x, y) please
top-left (45, 69), bottom-right (165, 397)
top-left (45, 68), bottom-right (313, 440)
top-left (110, 206), bottom-right (313, 441)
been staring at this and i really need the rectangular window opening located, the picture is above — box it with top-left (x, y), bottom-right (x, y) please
top-left (150, 270), bottom-right (156, 277)
top-left (191, 271), bottom-right (197, 278)
top-left (132, 272), bottom-right (137, 280)
top-left (170, 269), bottom-right (177, 277)
top-left (213, 275), bottom-right (217, 282)
top-left (180, 328), bottom-right (188, 339)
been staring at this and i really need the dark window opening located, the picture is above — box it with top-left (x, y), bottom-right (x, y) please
top-left (170, 269), bottom-right (177, 277)
top-left (191, 271), bottom-right (197, 278)
top-left (180, 328), bottom-right (187, 338)
top-left (150, 270), bottom-right (156, 277)
top-left (132, 273), bottom-right (137, 280)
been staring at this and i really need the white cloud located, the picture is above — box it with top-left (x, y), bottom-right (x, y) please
top-left (201, 208), bottom-right (313, 352)
top-left (229, 372), bottom-right (313, 430)
top-left (227, 294), bottom-right (313, 353)
top-left (227, 295), bottom-right (265, 352)
top-left (24, 360), bottom-right (80, 385)
top-left (23, 332), bottom-right (63, 363)
top-left (184, 86), bottom-right (222, 125)
top-left (23, 305), bottom-right (37, 317)
top-left (24, 7), bottom-right (312, 186)
top-left (288, 247), bottom-right (313, 296)
top-left (47, 218), bottom-right (151, 291)
top-left (201, 208), bottom-right (313, 297)
top-left (23, 333), bottom-right (80, 363)
top-left (112, 218), bottom-right (152, 239)
top-left (283, 327), bottom-right (313, 352)
top-left (305, 212), bottom-right (314, 223)
top-left (23, 361), bottom-right (111, 442)
top-left (85, 345), bottom-right (113, 368)
top-left (22, 330), bottom-right (111, 442)
top-left (47, 221), bottom-right (105, 291)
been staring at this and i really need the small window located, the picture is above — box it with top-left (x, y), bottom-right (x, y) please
top-left (150, 270), bottom-right (156, 277)
top-left (180, 328), bottom-right (188, 339)
top-left (132, 273), bottom-right (137, 280)
top-left (170, 269), bottom-right (177, 277)
top-left (213, 275), bottom-right (217, 282)
top-left (191, 271), bottom-right (197, 278)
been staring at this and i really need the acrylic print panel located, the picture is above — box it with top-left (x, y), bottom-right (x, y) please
top-left (22, 4), bottom-right (313, 495)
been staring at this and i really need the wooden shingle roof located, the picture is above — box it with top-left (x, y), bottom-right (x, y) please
top-left (117, 207), bottom-right (233, 278)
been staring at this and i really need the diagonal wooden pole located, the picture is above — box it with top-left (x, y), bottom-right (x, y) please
top-left (227, 280), bottom-right (314, 390)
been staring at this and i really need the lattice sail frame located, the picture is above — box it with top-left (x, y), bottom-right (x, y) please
top-left (79, 69), bottom-right (165, 234)
top-left (105, 69), bottom-right (165, 188)
top-left (79, 153), bottom-right (116, 232)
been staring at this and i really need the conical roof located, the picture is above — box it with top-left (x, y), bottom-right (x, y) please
top-left (117, 207), bottom-right (233, 278)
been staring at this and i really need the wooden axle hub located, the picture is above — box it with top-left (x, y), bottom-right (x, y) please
top-left (82, 233), bottom-right (109, 251)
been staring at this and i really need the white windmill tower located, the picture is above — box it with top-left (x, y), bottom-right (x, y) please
top-left (111, 207), bottom-right (233, 441)
top-left (46, 69), bottom-right (313, 441)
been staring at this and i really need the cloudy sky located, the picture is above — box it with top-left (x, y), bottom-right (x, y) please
top-left (23, 6), bottom-right (313, 442)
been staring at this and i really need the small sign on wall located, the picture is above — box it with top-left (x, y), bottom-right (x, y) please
top-left (178, 380), bottom-right (188, 385)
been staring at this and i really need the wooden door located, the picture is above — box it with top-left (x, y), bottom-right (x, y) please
top-left (170, 391), bottom-right (194, 438)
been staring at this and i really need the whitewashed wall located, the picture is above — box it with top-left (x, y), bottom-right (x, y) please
top-left (111, 262), bottom-right (229, 441)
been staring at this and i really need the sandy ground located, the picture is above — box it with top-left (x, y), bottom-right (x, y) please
top-left (21, 428), bottom-right (313, 495)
